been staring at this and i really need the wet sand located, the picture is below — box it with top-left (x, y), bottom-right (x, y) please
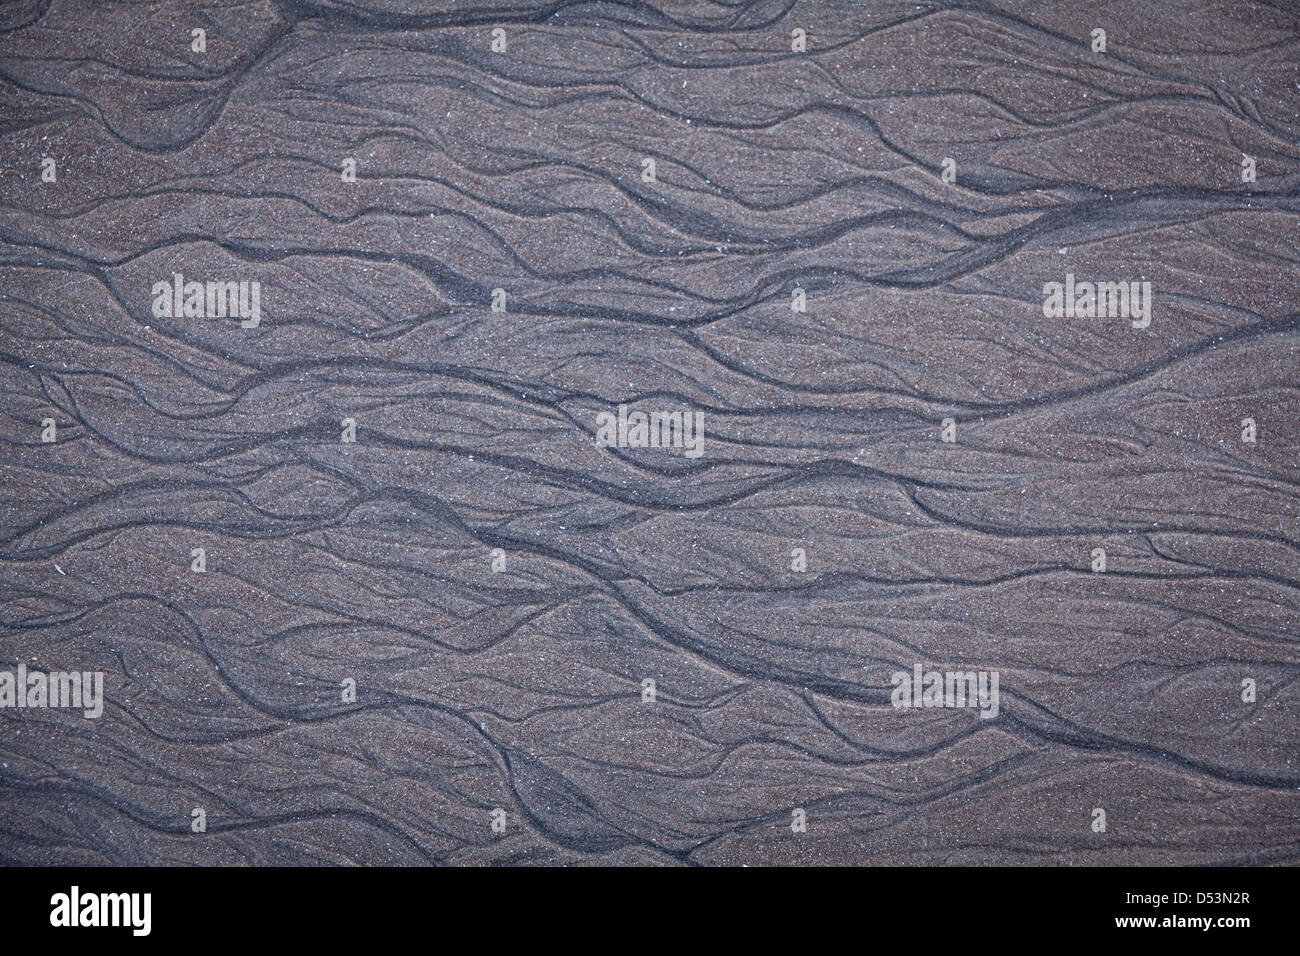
top-left (0, 0), bottom-right (1297, 865)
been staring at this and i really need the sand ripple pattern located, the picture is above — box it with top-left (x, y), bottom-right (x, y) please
top-left (1, 0), bottom-right (1297, 864)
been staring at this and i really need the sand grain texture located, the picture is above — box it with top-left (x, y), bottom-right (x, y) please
top-left (0, 0), bottom-right (1297, 865)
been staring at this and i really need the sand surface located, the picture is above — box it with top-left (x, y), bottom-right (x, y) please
top-left (1, 0), bottom-right (1297, 865)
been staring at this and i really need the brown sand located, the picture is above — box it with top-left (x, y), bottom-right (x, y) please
top-left (0, 0), bottom-right (1297, 865)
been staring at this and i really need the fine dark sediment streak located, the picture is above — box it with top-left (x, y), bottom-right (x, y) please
top-left (0, 0), bottom-right (1297, 866)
